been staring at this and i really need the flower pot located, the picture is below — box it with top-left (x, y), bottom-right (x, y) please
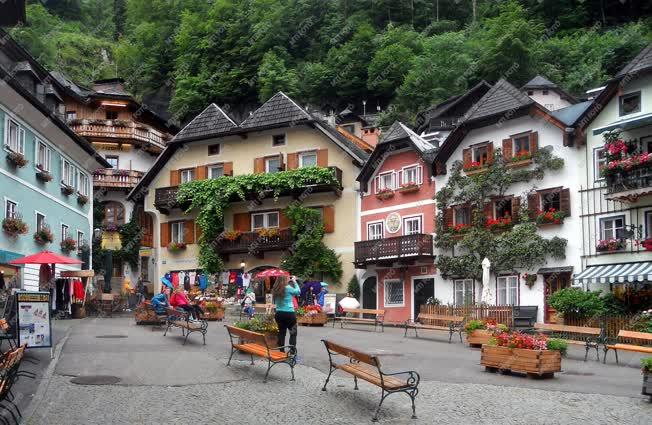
top-left (36, 170), bottom-right (53, 182)
top-left (481, 345), bottom-right (561, 378)
top-left (463, 167), bottom-right (488, 176)
top-left (77, 194), bottom-right (88, 205)
top-left (6, 151), bottom-right (28, 168)
top-left (506, 159), bottom-right (532, 169)
top-left (71, 304), bottom-right (86, 319)
top-left (466, 329), bottom-right (492, 347)
top-left (297, 312), bottom-right (328, 326)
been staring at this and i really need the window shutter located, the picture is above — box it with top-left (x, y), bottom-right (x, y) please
top-left (560, 188), bottom-right (571, 217)
top-left (486, 142), bottom-right (494, 164)
top-left (374, 176), bottom-right (380, 194)
top-left (170, 170), bottom-right (180, 186)
top-left (223, 162), bottom-right (233, 176)
top-left (444, 208), bottom-right (454, 228)
top-left (502, 138), bottom-right (512, 160)
top-left (286, 153), bottom-right (298, 170)
top-left (184, 220), bottom-right (195, 244)
top-left (511, 197), bottom-right (521, 220)
top-left (160, 222), bottom-right (170, 247)
top-left (527, 192), bottom-right (540, 220)
top-left (195, 166), bottom-right (207, 180)
top-left (279, 209), bottom-right (292, 228)
top-left (417, 165), bottom-right (423, 185)
top-left (195, 222), bottom-right (203, 242)
top-left (322, 206), bottom-right (335, 233)
top-left (254, 158), bottom-right (265, 174)
top-left (317, 149), bottom-right (328, 167)
top-left (463, 148), bottom-right (472, 168)
top-left (529, 131), bottom-right (539, 154)
top-left (233, 213), bottom-right (251, 232)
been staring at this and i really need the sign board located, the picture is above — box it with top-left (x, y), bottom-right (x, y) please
top-left (323, 293), bottom-right (337, 314)
top-left (16, 291), bottom-right (52, 349)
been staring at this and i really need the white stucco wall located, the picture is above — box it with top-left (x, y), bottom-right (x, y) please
top-left (526, 89), bottom-right (573, 111)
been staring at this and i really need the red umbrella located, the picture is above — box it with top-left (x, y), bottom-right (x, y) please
top-left (9, 250), bottom-right (82, 265)
top-left (255, 268), bottom-right (290, 279)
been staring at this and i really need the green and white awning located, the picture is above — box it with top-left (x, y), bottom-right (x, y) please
top-left (573, 262), bottom-right (652, 284)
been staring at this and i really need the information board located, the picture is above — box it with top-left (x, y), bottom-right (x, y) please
top-left (16, 291), bottom-right (52, 349)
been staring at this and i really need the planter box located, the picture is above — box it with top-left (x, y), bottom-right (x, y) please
top-left (375, 191), bottom-right (395, 200)
top-left (643, 371), bottom-right (652, 402)
top-left (466, 329), bottom-right (492, 347)
top-left (202, 307), bottom-right (225, 321)
top-left (238, 332), bottom-right (279, 349)
top-left (297, 312), bottom-right (328, 326)
top-left (506, 159), bottom-right (532, 169)
top-left (481, 345), bottom-right (561, 378)
top-left (464, 167), bottom-right (488, 176)
top-left (71, 304), bottom-right (86, 319)
top-left (134, 304), bottom-right (162, 325)
top-left (397, 184), bottom-right (420, 194)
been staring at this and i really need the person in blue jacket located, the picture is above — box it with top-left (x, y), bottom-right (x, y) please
top-left (271, 275), bottom-right (301, 352)
top-left (318, 282), bottom-right (328, 307)
top-left (151, 288), bottom-right (170, 314)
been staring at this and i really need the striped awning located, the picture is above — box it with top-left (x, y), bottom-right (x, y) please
top-left (573, 262), bottom-right (652, 285)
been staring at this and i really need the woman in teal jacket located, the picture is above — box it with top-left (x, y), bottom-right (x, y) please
top-left (271, 276), bottom-right (300, 352)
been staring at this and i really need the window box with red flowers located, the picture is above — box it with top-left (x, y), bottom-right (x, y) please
top-left (596, 238), bottom-right (626, 253)
top-left (507, 152), bottom-right (533, 169)
top-left (2, 215), bottom-right (28, 237)
top-left (61, 184), bottom-right (75, 196)
top-left (77, 193), bottom-right (89, 206)
top-left (375, 188), bottom-right (395, 200)
top-left (535, 208), bottom-right (566, 226)
top-left (481, 332), bottom-right (564, 377)
top-left (167, 241), bottom-right (187, 253)
top-left (642, 239), bottom-right (652, 252)
top-left (60, 237), bottom-right (77, 253)
top-left (34, 226), bottom-right (54, 245)
top-left (6, 151), bottom-right (28, 168)
top-left (486, 216), bottom-right (513, 231)
top-left (451, 223), bottom-right (471, 235)
top-left (35, 165), bottom-right (53, 182)
top-left (397, 181), bottom-right (420, 193)
top-left (463, 161), bottom-right (488, 175)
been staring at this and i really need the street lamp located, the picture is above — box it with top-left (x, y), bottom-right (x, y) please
top-left (93, 228), bottom-right (102, 240)
top-left (240, 259), bottom-right (246, 270)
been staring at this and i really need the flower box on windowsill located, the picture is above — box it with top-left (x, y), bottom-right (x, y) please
top-left (35, 168), bottom-right (53, 182)
top-left (167, 242), bottom-right (187, 253)
top-left (60, 238), bottom-right (77, 253)
top-left (33, 227), bottom-right (54, 245)
top-left (77, 194), bottom-right (89, 206)
top-left (463, 166), bottom-right (488, 176)
top-left (2, 217), bottom-right (28, 238)
top-left (507, 154), bottom-right (533, 169)
top-left (596, 239), bottom-right (626, 253)
top-left (375, 189), bottom-right (395, 200)
top-left (61, 184), bottom-right (75, 196)
top-left (397, 183), bottom-right (420, 193)
top-left (6, 151), bottom-right (28, 168)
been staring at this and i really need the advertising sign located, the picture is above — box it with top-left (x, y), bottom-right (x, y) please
top-left (16, 291), bottom-right (52, 349)
top-left (323, 293), bottom-right (337, 314)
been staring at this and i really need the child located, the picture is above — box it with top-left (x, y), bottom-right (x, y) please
top-left (242, 287), bottom-right (256, 319)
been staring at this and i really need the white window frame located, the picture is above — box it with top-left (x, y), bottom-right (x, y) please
top-left (77, 171), bottom-right (89, 196)
top-left (61, 159), bottom-right (75, 187)
top-left (171, 222), bottom-right (185, 244)
top-left (619, 91), bottom-right (641, 116)
top-left (403, 215), bottom-right (422, 236)
top-left (208, 164), bottom-right (224, 179)
top-left (367, 221), bottom-right (383, 240)
top-left (374, 171), bottom-right (395, 193)
top-left (77, 230), bottom-right (85, 250)
top-left (35, 211), bottom-right (46, 231)
top-left (65, 111), bottom-right (77, 121)
top-left (265, 156), bottom-right (281, 173)
top-left (645, 210), bottom-right (652, 239)
top-left (594, 147), bottom-right (607, 181)
top-left (180, 168), bottom-right (194, 184)
top-left (454, 279), bottom-right (474, 306)
top-left (4, 118), bottom-right (25, 154)
top-left (384, 279), bottom-right (404, 307)
top-left (35, 139), bottom-right (52, 172)
top-left (4, 199), bottom-right (17, 219)
top-left (251, 211), bottom-right (280, 230)
top-left (401, 164), bottom-right (423, 186)
top-left (61, 223), bottom-right (69, 241)
top-left (497, 275), bottom-right (519, 306)
top-left (299, 150), bottom-right (318, 168)
top-left (600, 215), bottom-right (625, 240)
top-left (272, 134), bottom-right (286, 147)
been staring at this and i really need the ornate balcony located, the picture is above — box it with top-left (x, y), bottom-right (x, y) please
top-left (93, 169), bottom-right (144, 189)
top-left (605, 164), bottom-right (652, 202)
top-left (354, 234), bottom-right (435, 268)
top-left (216, 228), bottom-right (294, 259)
top-left (68, 119), bottom-right (170, 148)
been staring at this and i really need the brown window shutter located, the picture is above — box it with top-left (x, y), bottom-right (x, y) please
top-left (278, 153), bottom-right (285, 171)
top-left (279, 210), bottom-right (292, 228)
top-left (317, 149), bottom-right (328, 167)
top-left (486, 142), bottom-right (494, 164)
top-left (483, 202), bottom-right (494, 220)
top-left (170, 170), bottom-right (180, 186)
top-left (462, 148), bottom-right (472, 168)
top-left (183, 220), bottom-right (195, 244)
top-left (502, 138), bottom-right (512, 160)
top-left (223, 162), bottom-right (233, 176)
top-left (322, 206), bottom-right (335, 233)
top-left (286, 153), bottom-right (298, 170)
top-left (529, 131), bottom-right (539, 154)
top-left (527, 193), bottom-right (540, 220)
top-left (160, 222), bottom-right (170, 247)
top-left (233, 213), bottom-right (251, 232)
top-left (444, 208), bottom-right (454, 228)
top-left (511, 197), bottom-right (521, 220)
top-left (195, 166), bottom-right (207, 180)
top-left (560, 188), bottom-right (571, 217)
top-left (195, 222), bottom-right (203, 242)
top-left (254, 158), bottom-right (265, 174)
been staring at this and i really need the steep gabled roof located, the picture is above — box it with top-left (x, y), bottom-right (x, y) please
top-left (522, 75), bottom-right (557, 89)
top-left (462, 79), bottom-right (533, 124)
top-left (174, 104), bottom-right (238, 141)
top-left (615, 42), bottom-right (652, 78)
top-left (240, 92), bottom-right (312, 129)
top-left (380, 122), bottom-right (437, 153)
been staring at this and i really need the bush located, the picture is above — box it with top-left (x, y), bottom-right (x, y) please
top-left (347, 275), bottom-right (360, 299)
top-left (641, 357), bottom-right (652, 373)
top-left (547, 288), bottom-right (605, 318)
top-left (546, 339), bottom-right (569, 356)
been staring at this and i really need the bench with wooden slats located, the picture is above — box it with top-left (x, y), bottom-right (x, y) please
top-left (532, 323), bottom-right (603, 361)
top-left (332, 308), bottom-right (385, 332)
top-left (404, 313), bottom-right (465, 343)
top-left (321, 339), bottom-right (420, 422)
top-left (604, 330), bottom-right (652, 364)
top-left (225, 325), bottom-right (296, 382)
top-left (0, 319), bottom-right (16, 351)
top-left (163, 308), bottom-right (207, 345)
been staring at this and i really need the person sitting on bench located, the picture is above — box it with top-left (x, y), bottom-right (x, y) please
top-left (170, 288), bottom-right (204, 320)
top-left (151, 288), bottom-right (170, 314)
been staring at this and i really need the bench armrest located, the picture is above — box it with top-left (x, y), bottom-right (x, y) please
top-left (603, 336), bottom-right (618, 346)
top-left (382, 370), bottom-right (420, 388)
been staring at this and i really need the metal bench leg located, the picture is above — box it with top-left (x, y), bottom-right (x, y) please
top-left (372, 390), bottom-right (388, 422)
top-left (250, 354), bottom-right (255, 365)
top-left (458, 330), bottom-right (462, 343)
top-left (227, 347), bottom-right (237, 366)
top-left (183, 330), bottom-right (190, 346)
top-left (614, 349), bottom-right (619, 364)
top-left (264, 359), bottom-right (274, 383)
top-left (448, 328), bottom-right (453, 343)
top-left (202, 331), bottom-right (206, 346)
top-left (322, 365), bottom-right (335, 391)
top-left (584, 343), bottom-right (589, 362)
top-left (163, 321), bottom-right (171, 336)
top-left (594, 344), bottom-right (600, 361)
top-left (354, 376), bottom-right (359, 390)
top-left (409, 388), bottom-right (418, 419)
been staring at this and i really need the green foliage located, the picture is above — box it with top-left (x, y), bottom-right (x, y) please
top-left (118, 215), bottom-right (142, 269)
top-left (234, 315), bottom-right (278, 333)
top-left (547, 288), bottom-right (605, 318)
top-left (546, 338), bottom-right (569, 356)
top-left (347, 275), bottom-right (360, 299)
top-left (464, 319), bottom-right (486, 335)
top-left (641, 357), bottom-right (652, 373)
top-left (257, 50), bottom-right (299, 102)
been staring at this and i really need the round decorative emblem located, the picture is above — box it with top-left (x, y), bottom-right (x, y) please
top-left (385, 212), bottom-right (402, 234)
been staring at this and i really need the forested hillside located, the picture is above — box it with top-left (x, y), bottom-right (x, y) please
top-left (10, 0), bottom-right (652, 125)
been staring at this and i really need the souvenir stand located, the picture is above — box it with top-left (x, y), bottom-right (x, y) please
top-left (60, 270), bottom-right (94, 319)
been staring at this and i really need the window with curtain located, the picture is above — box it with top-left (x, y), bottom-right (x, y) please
top-left (104, 202), bottom-right (125, 226)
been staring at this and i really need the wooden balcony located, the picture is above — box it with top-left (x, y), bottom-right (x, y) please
top-left (93, 169), bottom-right (144, 189)
top-left (68, 119), bottom-right (170, 148)
top-left (605, 164), bottom-right (652, 202)
top-left (154, 186), bottom-right (185, 214)
top-left (354, 234), bottom-right (435, 268)
top-left (217, 228), bottom-right (294, 259)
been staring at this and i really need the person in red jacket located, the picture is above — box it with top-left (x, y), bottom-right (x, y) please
top-left (170, 288), bottom-right (203, 320)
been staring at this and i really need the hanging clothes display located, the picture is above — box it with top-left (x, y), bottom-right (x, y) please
top-left (190, 271), bottom-right (197, 287)
top-left (198, 273), bottom-right (208, 292)
top-left (242, 272), bottom-right (251, 289)
top-left (171, 272), bottom-right (180, 288)
top-left (229, 271), bottom-right (237, 285)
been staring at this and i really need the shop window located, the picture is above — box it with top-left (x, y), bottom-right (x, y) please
top-left (497, 275), bottom-right (519, 305)
top-left (171, 222), bottom-right (185, 243)
top-left (299, 151), bottom-right (317, 168)
top-left (600, 215), bottom-right (625, 240)
top-left (454, 279), bottom-right (473, 306)
top-left (403, 216), bottom-right (422, 235)
top-left (384, 280), bottom-right (404, 306)
top-left (251, 212), bottom-right (279, 230)
top-left (104, 202), bottom-right (125, 226)
top-left (619, 92), bottom-right (641, 116)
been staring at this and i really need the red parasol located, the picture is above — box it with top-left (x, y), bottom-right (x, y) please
top-left (9, 250), bottom-right (83, 265)
top-left (255, 268), bottom-right (290, 279)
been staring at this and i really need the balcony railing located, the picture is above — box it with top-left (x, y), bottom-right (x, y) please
top-left (154, 186), bottom-right (184, 214)
top-left (93, 169), bottom-right (144, 189)
top-left (217, 228), bottom-right (294, 257)
top-left (354, 233), bottom-right (435, 267)
top-left (605, 164), bottom-right (652, 198)
top-left (68, 119), bottom-right (170, 147)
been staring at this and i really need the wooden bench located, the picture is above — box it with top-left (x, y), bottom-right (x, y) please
top-left (224, 325), bottom-right (296, 383)
top-left (163, 308), bottom-right (207, 345)
top-left (404, 313), bottom-right (465, 343)
top-left (321, 339), bottom-right (420, 422)
top-left (0, 319), bottom-right (16, 352)
top-left (603, 330), bottom-right (652, 364)
top-left (532, 323), bottom-right (603, 361)
top-left (0, 344), bottom-right (28, 422)
top-left (332, 308), bottom-right (385, 332)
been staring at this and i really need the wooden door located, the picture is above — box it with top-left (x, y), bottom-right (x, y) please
top-left (544, 274), bottom-right (570, 323)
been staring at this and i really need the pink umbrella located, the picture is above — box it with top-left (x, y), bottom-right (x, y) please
top-left (255, 268), bottom-right (290, 279)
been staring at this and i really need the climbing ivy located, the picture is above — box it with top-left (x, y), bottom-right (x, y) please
top-left (435, 148), bottom-right (567, 280)
top-left (176, 167), bottom-right (340, 275)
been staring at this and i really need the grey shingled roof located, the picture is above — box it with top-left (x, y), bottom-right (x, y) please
top-left (462, 79), bottom-right (533, 123)
top-left (240, 92), bottom-right (312, 129)
top-left (379, 121), bottom-right (437, 153)
top-left (551, 101), bottom-right (593, 126)
top-left (174, 103), bottom-right (238, 141)
top-left (616, 42), bottom-right (652, 78)
top-left (522, 75), bottom-right (558, 89)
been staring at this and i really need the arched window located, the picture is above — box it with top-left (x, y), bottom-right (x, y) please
top-left (104, 201), bottom-right (125, 226)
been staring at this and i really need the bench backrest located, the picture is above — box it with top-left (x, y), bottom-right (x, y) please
top-left (322, 339), bottom-right (380, 368)
top-left (618, 330), bottom-right (652, 342)
top-left (225, 325), bottom-right (267, 346)
top-left (342, 308), bottom-right (384, 316)
top-left (166, 307), bottom-right (189, 320)
top-left (534, 323), bottom-right (602, 335)
top-left (417, 313), bottom-right (464, 323)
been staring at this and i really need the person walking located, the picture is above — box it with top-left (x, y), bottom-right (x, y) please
top-left (271, 275), bottom-right (300, 353)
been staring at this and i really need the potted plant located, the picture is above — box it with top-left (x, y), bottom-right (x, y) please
top-left (35, 165), bottom-right (53, 182)
top-left (167, 241), bottom-right (187, 253)
top-left (33, 225), bottom-right (54, 245)
top-left (234, 315), bottom-right (279, 347)
top-left (596, 238), bottom-right (626, 252)
top-left (257, 227), bottom-right (279, 239)
top-left (642, 357), bottom-right (652, 402)
top-left (375, 188), bottom-right (395, 200)
top-left (509, 152), bottom-right (533, 167)
top-left (546, 288), bottom-right (606, 323)
top-left (522, 273), bottom-right (537, 289)
top-left (481, 332), bottom-right (566, 377)
top-left (78, 241), bottom-right (90, 257)
top-left (463, 161), bottom-right (485, 173)
top-left (465, 319), bottom-right (508, 347)
top-left (104, 223), bottom-right (120, 232)
top-left (425, 297), bottom-right (441, 306)
top-left (486, 216), bottom-right (512, 231)
top-left (2, 214), bottom-right (28, 237)
top-left (61, 184), bottom-right (75, 196)
top-left (451, 223), bottom-right (470, 234)
top-left (642, 239), bottom-right (652, 252)
top-left (6, 151), bottom-right (28, 168)
top-left (397, 181), bottom-right (419, 193)
top-left (60, 237), bottom-right (77, 253)
top-left (77, 193), bottom-right (89, 205)
top-left (297, 304), bottom-right (327, 326)
top-left (201, 301), bottom-right (225, 321)
top-left (535, 208), bottom-right (566, 226)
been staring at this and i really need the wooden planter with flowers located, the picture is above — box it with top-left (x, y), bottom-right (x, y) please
top-left (480, 332), bottom-right (564, 378)
top-left (467, 330), bottom-right (493, 347)
top-left (375, 189), bottom-right (395, 200)
top-left (201, 301), bottom-right (225, 321)
top-left (642, 358), bottom-right (652, 402)
top-left (464, 319), bottom-right (508, 348)
top-left (397, 182), bottom-right (419, 194)
top-left (297, 305), bottom-right (327, 326)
